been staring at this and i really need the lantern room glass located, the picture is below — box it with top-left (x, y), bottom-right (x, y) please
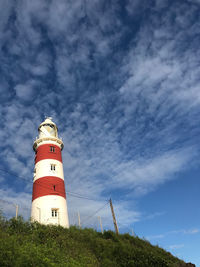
top-left (43, 124), bottom-right (56, 137)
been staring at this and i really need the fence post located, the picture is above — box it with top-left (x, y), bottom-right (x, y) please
top-left (78, 211), bottom-right (81, 228)
top-left (15, 204), bottom-right (18, 219)
top-left (98, 216), bottom-right (103, 234)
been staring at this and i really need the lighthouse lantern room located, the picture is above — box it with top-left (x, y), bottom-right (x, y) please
top-left (31, 118), bottom-right (69, 228)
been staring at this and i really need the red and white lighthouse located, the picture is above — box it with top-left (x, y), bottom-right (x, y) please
top-left (31, 118), bottom-right (69, 228)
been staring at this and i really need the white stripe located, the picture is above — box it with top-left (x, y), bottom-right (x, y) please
top-left (34, 159), bottom-right (64, 181)
top-left (31, 195), bottom-right (69, 228)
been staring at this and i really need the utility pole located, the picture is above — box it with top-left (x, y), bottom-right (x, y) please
top-left (109, 198), bottom-right (119, 234)
top-left (15, 204), bottom-right (18, 220)
top-left (98, 216), bottom-right (103, 234)
top-left (78, 211), bottom-right (81, 228)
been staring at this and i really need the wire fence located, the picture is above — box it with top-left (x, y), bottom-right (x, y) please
top-left (0, 168), bottom-right (135, 236)
top-left (0, 196), bottom-right (135, 236)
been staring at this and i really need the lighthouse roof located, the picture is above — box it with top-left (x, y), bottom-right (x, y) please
top-left (39, 117), bottom-right (57, 129)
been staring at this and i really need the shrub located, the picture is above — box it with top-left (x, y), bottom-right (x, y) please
top-left (0, 217), bottom-right (186, 267)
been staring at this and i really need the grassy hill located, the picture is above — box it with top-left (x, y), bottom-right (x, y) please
top-left (0, 214), bottom-right (191, 267)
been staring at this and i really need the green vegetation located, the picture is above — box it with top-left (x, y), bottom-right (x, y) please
top-left (0, 213), bottom-right (186, 267)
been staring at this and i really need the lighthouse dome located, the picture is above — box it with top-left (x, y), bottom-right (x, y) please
top-left (38, 117), bottom-right (58, 138)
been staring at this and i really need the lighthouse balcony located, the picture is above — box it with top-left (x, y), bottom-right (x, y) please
top-left (33, 136), bottom-right (64, 151)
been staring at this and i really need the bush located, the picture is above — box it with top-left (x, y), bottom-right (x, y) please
top-left (0, 217), bottom-right (186, 267)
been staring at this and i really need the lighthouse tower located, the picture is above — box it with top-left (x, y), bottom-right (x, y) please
top-left (31, 118), bottom-right (69, 228)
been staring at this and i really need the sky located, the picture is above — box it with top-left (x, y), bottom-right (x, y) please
top-left (0, 0), bottom-right (200, 265)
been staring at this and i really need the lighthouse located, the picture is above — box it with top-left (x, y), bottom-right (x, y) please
top-left (31, 118), bottom-right (69, 228)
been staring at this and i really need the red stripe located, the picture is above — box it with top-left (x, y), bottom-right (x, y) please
top-left (35, 144), bottom-right (62, 163)
top-left (32, 176), bottom-right (66, 201)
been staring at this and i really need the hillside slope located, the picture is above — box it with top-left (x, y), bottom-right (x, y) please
top-left (0, 215), bottom-right (193, 267)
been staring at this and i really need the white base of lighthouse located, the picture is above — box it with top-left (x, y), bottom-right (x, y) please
top-left (31, 195), bottom-right (69, 228)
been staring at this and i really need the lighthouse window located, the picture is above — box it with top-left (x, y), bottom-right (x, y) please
top-left (51, 164), bottom-right (56, 171)
top-left (50, 146), bottom-right (55, 152)
top-left (52, 209), bottom-right (58, 217)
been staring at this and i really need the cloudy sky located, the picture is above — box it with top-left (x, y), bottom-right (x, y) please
top-left (0, 0), bottom-right (200, 264)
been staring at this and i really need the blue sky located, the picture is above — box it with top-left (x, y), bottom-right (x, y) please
top-left (0, 0), bottom-right (200, 265)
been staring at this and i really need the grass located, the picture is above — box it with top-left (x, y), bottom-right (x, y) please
top-left (0, 213), bottom-right (187, 267)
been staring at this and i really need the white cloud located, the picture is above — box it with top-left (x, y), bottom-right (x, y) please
top-left (147, 234), bottom-right (165, 240)
top-left (0, 188), bottom-right (31, 219)
top-left (0, 1), bottom-right (13, 46)
top-left (15, 0), bottom-right (42, 46)
top-left (169, 244), bottom-right (184, 250)
top-left (183, 228), bottom-right (200, 234)
top-left (147, 228), bottom-right (200, 241)
top-left (119, 2), bottom-right (200, 123)
top-left (144, 211), bottom-right (166, 220)
top-left (175, 228), bottom-right (200, 235)
top-left (0, 0), bottom-right (199, 239)
top-left (188, 0), bottom-right (200, 4)
top-left (14, 80), bottom-right (40, 102)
